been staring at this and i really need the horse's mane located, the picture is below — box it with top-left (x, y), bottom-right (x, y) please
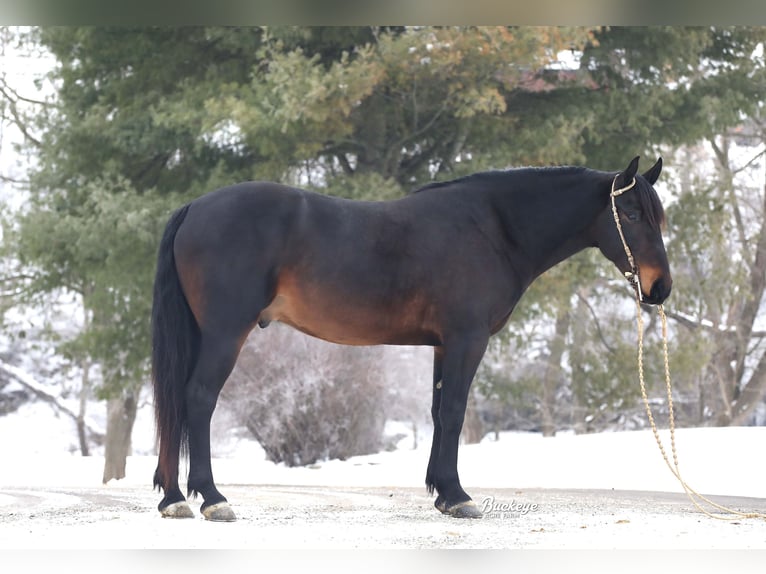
top-left (411, 166), bottom-right (589, 194)
top-left (412, 165), bottom-right (665, 232)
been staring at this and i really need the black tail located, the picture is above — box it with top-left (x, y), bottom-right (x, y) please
top-left (151, 204), bottom-right (199, 490)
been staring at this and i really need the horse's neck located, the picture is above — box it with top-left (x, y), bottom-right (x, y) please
top-left (533, 223), bottom-right (597, 277)
top-left (494, 175), bottom-right (606, 279)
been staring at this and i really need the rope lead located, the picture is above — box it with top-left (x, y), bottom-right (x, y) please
top-left (634, 298), bottom-right (766, 520)
top-left (614, 172), bottom-right (766, 520)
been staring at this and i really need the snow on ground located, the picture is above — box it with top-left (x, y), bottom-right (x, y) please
top-left (2, 398), bottom-right (766, 500)
top-left (2, 399), bottom-right (766, 566)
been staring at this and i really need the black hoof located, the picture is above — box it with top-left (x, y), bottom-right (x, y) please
top-left (435, 495), bottom-right (484, 519)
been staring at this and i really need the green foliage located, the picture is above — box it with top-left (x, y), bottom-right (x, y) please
top-left (8, 175), bottom-right (178, 397)
top-left (5, 25), bottom-right (766, 435)
top-left (203, 26), bottom-right (598, 186)
top-left (319, 171), bottom-right (403, 201)
top-left (35, 27), bottom-right (266, 195)
top-left (578, 26), bottom-right (766, 168)
top-left (665, 177), bottom-right (746, 319)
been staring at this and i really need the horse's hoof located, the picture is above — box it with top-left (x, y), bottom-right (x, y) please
top-left (201, 502), bottom-right (237, 522)
top-left (435, 497), bottom-right (483, 519)
top-left (160, 501), bottom-right (195, 519)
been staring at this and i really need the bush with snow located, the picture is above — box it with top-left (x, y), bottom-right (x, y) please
top-left (222, 324), bottom-right (390, 467)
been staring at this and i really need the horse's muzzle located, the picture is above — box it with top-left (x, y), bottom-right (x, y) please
top-left (643, 275), bottom-right (672, 305)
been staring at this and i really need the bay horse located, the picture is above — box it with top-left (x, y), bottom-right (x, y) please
top-left (151, 156), bottom-right (671, 521)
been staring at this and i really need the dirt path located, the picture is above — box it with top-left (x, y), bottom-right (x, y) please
top-left (2, 483), bottom-right (765, 549)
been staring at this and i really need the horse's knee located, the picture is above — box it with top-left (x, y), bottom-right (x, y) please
top-left (431, 400), bottom-right (440, 423)
top-left (438, 402), bottom-right (467, 435)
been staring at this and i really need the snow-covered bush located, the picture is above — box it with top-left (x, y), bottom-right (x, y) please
top-left (223, 324), bottom-right (389, 467)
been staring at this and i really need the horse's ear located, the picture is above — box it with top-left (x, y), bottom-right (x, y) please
top-left (615, 156), bottom-right (640, 188)
top-left (641, 157), bottom-right (663, 185)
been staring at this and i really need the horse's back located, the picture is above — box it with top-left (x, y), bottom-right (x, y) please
top-left (171, 180), bottom-right (516, 346)
top-left (184, 181), bottom-right (306, 232)
top-left (172, 182), bottom-right (430, 342)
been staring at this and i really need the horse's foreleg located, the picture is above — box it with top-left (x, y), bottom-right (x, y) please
top-left (430, 332), bottom-right (488, 519)
top-left (185, 333), bottom-right (242, 522)
top-left (425, 346), bottom-right (444, 495)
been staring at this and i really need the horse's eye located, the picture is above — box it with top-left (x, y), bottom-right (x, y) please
top-left (624, 211), bottom-right (640, 223)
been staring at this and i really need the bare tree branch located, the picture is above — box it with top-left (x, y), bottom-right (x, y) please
top-left (709, 135), bottom-right (751, 266)
top-left (0, 360), bottom-right (104, 443)
top-left (731, 147), bottom-right (766, 176)
top-left (663, 308), bottom-right (766, 338)
top-left (0, 81), bottom-right (43, 148)
top-left (576, 290), bottom-right (617, 354)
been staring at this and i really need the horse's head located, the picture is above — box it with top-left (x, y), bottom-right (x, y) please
top-left (593, 156), bottom-right (672, 305)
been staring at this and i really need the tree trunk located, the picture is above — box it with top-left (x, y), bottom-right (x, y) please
top-left (540, 305), bottom-right (571, 437)
top-left (461, 387), bottom-right (484, 444)
top-left (102, 388), bottom-right (138, 484)
top-left (707, 132), bottom-right (766, 425)
top-left (76, 359), bottom-right (91, 456)
top-left (730, 349), bottom-right (766, 425)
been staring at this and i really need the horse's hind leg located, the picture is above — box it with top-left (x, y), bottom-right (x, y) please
top-left (154, 436), bottom-right (193, 518)
top-left (185, 331), bottom-right (245, 522)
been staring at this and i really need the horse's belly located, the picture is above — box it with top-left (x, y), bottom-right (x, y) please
top-left (259, 276), bottom-right (439, 346)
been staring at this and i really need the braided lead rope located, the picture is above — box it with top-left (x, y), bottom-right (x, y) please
top-left (633, 298), bottom-right (766, 520)
top-left (612, 174), bottom-right (766, 520)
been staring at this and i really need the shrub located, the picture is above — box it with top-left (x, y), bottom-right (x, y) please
top-left (223, 324), bottom-right (389, 466)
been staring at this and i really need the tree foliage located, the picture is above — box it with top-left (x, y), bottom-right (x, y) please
top-left (3, 26), bottom-right (766, 468)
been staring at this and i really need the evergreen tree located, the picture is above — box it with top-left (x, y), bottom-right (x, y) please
top-left (4, 26), bottom-right (766, 475)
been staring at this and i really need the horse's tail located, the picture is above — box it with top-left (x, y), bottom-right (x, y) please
top-left (151, 203), bottom-right (199, 490)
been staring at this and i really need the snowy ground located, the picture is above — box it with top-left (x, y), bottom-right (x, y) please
top-left (2, 398), bottom-right (766, 564)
